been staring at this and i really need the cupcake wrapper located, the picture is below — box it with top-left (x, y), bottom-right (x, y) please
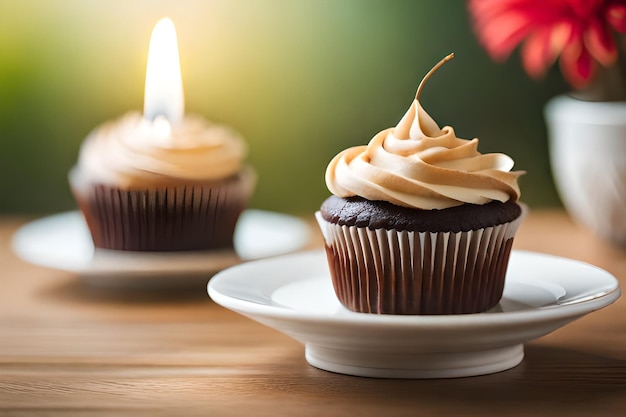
top-left (70, 169), bottom-right (254, 252)
top-left (316, 211), bottom-right (524, 315)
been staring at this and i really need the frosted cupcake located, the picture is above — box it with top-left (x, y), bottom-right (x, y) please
top-left (316, 54), bottom-right (524, 315)
top-left (70, 113), bottom-right (254, 252)
top-left (69, 18), bottom-right (255, 252)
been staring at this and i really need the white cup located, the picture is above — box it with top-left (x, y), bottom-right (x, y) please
top-left (545, 95), bottom-right (626, 247)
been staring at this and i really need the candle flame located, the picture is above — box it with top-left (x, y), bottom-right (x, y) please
top-left (143, 17), bottom-right (184, 125)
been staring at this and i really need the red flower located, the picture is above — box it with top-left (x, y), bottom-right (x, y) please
top-left (469, 0), bottom-right (626, 88)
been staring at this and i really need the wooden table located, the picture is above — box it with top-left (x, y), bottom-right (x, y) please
top-left (1, 210), bottom-right (625, 416)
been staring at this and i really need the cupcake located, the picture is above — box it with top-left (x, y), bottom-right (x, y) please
top-left (69, 114), bottom-right (254, 252)
top-left (316, 54), bottom-right (524, 315)
top-left (69, 18), bottom-right (255, 252)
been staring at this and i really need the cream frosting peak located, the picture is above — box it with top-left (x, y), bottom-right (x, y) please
top-left (325, 98), bottom-right (522, 210)
top-left (394, 100), bottom-right (442, 139)
top-left (77, 112), bottom-right (247, 188)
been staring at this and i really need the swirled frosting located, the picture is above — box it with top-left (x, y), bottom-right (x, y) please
top-left (325, 100), bottom-right (522, 209)
top-left (76, 112), bottom-right (247, 188)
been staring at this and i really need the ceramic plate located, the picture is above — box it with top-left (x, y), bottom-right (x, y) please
top-left (12, 210), bottom-right (310, 287)
top-left (208, 250), bottom-right (620, 379)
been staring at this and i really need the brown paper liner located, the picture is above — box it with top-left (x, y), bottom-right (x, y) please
top-left (316, 210), bottom-right (524, 315)
top-left (70, 167), bottom-right (255, 252)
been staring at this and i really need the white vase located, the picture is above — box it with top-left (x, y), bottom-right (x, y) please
top-left (544, 95), bottom-right (626, 247)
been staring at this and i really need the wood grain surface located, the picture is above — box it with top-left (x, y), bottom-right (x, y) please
top-left (0, 210), bottom-right (625, 417)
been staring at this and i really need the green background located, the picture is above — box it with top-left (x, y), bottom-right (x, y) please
top-left (0, 0), bottom-right (567, 216)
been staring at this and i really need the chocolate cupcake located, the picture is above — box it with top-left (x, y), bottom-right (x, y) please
top-left (316, 54), bottom-right (524, 315)
top-left (70, 113), bottom-right (255, 252)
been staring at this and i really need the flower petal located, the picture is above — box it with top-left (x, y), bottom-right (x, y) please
top-left (606, 3), bottom-right (626, 33)
top-left (519, 19), bottom-right (576, 79)
top-left (560, 36), bottom-right (596, 88)
top-left (477, 12), bottom-right (537, 60)
top-left (522, 28), bottom-right (553, 77)
top-left (585, 17), bottom-right (617, 65)
top-left (550, 20), bottom-right (575, 55)
top-left (469, 0), bottom-right (525, 24)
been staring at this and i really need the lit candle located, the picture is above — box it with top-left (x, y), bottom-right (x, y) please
top-left (143, 17), bottom-right (184, 126)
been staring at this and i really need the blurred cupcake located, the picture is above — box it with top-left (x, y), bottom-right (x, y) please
top-left (316, 54), bottom-right (524, 315)
top-left (69, 18), bottom-right (255, 252)
top-left (70, 113), bottom-right (254, 252)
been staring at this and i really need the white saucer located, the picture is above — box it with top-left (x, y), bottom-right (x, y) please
top-left (208, 250), bottom-right (621, 379)
top-left (12, 210), bottom-right (310, 287)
